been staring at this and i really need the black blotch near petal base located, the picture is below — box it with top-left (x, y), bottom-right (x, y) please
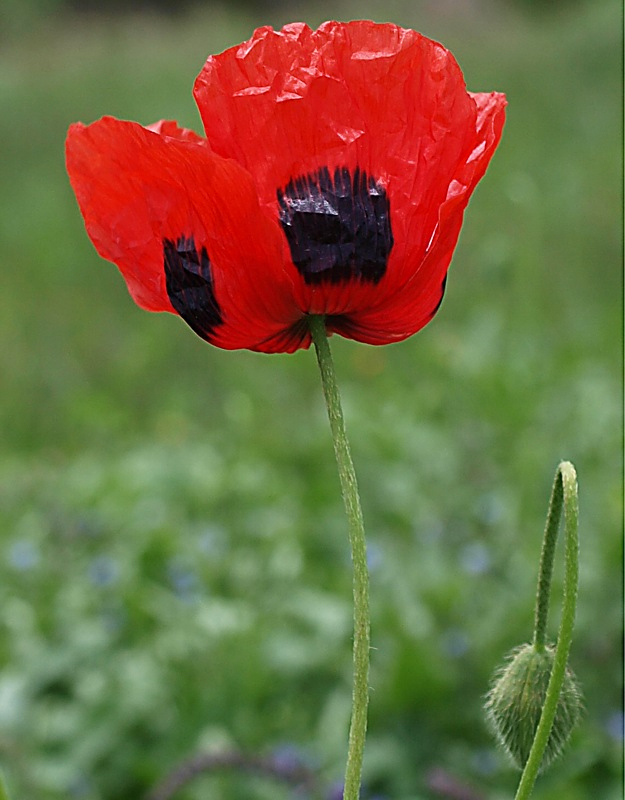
top-left (278, 166), bottom-right (393, 285)
top-left (164, 236), bottom-right (223, 340)
top-left (431, 275), bottom-right (448, 318)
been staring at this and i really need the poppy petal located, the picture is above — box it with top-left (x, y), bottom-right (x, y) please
top-left (194, 21), bottom-right (473, 209)
top-left (66, 116), bottom-right (305, 352)
top-left (328, 90), bottom-right (507, 345)
top-left (193, 22), bottom-right (505, 341)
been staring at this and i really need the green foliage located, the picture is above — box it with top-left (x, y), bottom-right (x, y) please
top-left (0, 1), bottom-right (621, 799)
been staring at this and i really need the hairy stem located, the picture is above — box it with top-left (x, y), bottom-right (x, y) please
top-left (515, 461), bottom-right (579, 800)
top-left (309, 315), bottom-right (370, 800)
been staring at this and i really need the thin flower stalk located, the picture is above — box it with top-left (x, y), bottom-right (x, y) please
top-left (309, 314), bottom-right (370, 800)
top-left (515, 462), bottom-right (580, 800)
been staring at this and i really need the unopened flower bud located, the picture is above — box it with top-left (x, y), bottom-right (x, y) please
top-left (485, 643), bottom-right (582, 770)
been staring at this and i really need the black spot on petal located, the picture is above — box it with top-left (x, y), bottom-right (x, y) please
top-left (432, 275), bottom-right (448, 318)
top-left (278, 166), bottom-right (393, 285)
top-left (164, 236), bottom-right (223, 340)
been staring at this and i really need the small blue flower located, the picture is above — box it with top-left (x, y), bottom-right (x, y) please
top-left (459, 541), bottom-right (492, 575)
top-left (271, 744), bottom-right (307, 772)
top-left (167, 559), bottom-right (199, 601)
top-left (325, 782), bottom-right (344, 800)
top-left (88, 555), bottom-right (119, 587)
top-left (8, 540), bottom-right (40, 571)
top-left (471, 748), bottom-right (499, 776)
top-left (366, 540), bottom-right (383, 571)
top-left (605, 710), bottom-right (624, 742)
top-left (441, 628), bottom-right (470, 659)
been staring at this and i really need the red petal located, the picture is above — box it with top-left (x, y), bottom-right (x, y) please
top-left (194, 21), bottom-right (473, 211)
top-left (66, 117), bottom-right (306, 352)
top-left (194, 22), bottom-right (506, 339)
top-left (330, 91), bottom-right (507, 345)
top-left (146, 119), bottom-right (208, 144)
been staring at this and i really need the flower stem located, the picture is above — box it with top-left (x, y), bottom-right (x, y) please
top-left (309, 315), bottom-right (370, 800)
top-left (515, 461), bottom-right (579, 800)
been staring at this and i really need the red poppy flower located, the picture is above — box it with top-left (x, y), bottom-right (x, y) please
top-left (66, 21), bottom-right (506, 353)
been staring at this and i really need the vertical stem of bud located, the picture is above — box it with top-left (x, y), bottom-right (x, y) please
top-left (533, 470), bottom-right (565, 651)
top-left (309, 314), bottom-right (370, 800)
top-left (515, 461), bottom-right (580, 800)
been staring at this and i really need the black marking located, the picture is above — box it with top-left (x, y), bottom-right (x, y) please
top-left (431, 275), bottom-right (448, 318)
top-left (164, 236), bottom-right (222, 339)
top-left (278, 166), bottom-right (393, 285)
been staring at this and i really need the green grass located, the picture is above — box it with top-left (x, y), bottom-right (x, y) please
top-left (0, 1), bottom-right (622, 798)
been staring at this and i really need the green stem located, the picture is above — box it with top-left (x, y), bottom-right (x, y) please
top-left (532, 469), bottom-right (564, 651)
top-left (309, 315), bottom-right (370, 800)
top-left (515, 461), bottom-right (579, 800)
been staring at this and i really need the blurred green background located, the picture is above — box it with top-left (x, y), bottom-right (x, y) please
top-left (0, 0), bottom-right (622, 798)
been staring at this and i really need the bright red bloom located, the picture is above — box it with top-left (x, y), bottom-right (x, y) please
top-left (66, 21), bottom-right (506, 353)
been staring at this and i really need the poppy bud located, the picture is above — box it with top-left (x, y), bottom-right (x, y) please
top-left (485, 643), bottom-right (582, 770)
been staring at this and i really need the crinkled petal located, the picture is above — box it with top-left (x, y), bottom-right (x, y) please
top-left (329, 90), bottom-right (507, 345)
top-left (66, 116), bottom-right (307, 352)
top-left (194, 22), bottom-right (506, 341)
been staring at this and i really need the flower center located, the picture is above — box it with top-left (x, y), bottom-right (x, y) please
top-left (277, 166), bottom-right (393, 285)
